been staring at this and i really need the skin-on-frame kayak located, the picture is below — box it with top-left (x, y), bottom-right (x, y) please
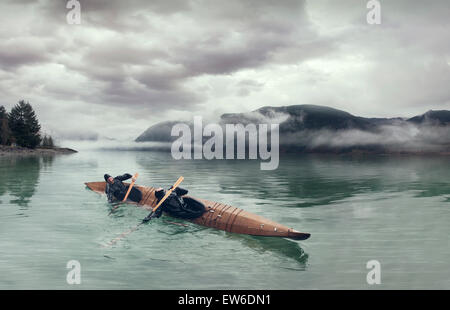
top-left (85, 181), bottom-right (311, 241)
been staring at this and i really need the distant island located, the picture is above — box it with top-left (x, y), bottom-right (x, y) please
top-left (0, 145), bottom-right (77, 156)
top-left (0, 100), bottom-right (77, 156)
top-left (135, 105), bottom-right (450, 155)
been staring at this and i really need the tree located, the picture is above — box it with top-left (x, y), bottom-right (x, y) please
top-left (0, 106), bottom-right (6, 119)
top-left (8, 100), bottom-right (42, 148)
top-left (42, 135), bottom-right (48, 147)
top-left (47, 135), bottom-right (54, 148)
top-left (41, 135), bottom-right (55, 148)
top-left (0, 105), bottom-right (11, 145)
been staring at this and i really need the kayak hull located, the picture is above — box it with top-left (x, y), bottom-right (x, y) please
top-left (85, 182), bottom-right (310, 241)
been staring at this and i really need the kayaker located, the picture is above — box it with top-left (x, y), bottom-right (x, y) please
top-left (104, 173), bottom-right (142, 203)
top-left (143, 186), bottom-right (206, 222)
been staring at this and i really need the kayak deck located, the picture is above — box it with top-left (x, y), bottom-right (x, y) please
top-left (85, 181), bottom-right (310, 241)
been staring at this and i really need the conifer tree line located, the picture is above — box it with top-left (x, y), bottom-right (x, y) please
top-left (0, 100), bottom-right (53, 149)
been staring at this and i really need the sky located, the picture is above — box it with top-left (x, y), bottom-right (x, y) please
top-left (0, 0), bottom-right (449, 141)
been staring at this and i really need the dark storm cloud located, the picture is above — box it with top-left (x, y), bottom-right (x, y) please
top-left (0, 42), bottom-right (48, 69)
top-left (0, 0), bottom-right (448, 140)
top-left (0, 0), bottom-right (314, 114)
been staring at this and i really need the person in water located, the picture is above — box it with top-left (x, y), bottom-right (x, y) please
top-left (104, 173), bottom-right (142, 203)
top-left (143, 186), bottom-right (206, 222)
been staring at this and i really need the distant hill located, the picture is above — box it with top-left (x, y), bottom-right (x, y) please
top-left (135, 121), bottom-right (193, 142)
top-left (407, 110), bottom-right (450, 125)
top-left (222, 105), bottom-right (380, 132)
top-left (135, 105), bottom-right (450, 154)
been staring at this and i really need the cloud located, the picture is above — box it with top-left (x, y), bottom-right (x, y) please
top-left (0, 0), bottom-right (449, 141)
top-left (280, 124), bottom-right (450, 153)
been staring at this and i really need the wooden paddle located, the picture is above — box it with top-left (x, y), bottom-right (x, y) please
top-left (102, 176), bottom-right (184, 248)
top-left (151, 176), bottom-right (184, 213)
top-left (123, 173), bottom-right (139, 202)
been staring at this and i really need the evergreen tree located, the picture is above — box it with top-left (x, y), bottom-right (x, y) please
top-left (42, 135), bottom-right (49, 147)
top-left (48, 135), bottom-right (54, 148)
top-left (8, 100), bottom-right (42, 148)
top-left (0, 105), bottom-right (11, 145)
top-left (41, 135), bottom-right (55, 148)
top-left (0, 105), bottom-right (6, 119)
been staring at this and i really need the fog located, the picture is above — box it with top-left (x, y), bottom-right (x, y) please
top-left (280, 124), bottom-right (450, 152)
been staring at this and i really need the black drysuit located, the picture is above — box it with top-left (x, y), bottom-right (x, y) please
top-left (152, 187), bottom-right (206, 219)
top-left (105, 173), bottom-right (142, 203)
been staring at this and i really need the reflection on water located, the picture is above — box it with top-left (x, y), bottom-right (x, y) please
top-left (208, 154), bottom-right (450, 208)
top-left (1, 150), bottom-right (450, 289)
top-left (134, 212), bottom-right (310, 267)
top-left (134, 153), bottom-right (450, 212)
top-left (41, 155), bottom-right (55, 170)
top-left (0, 156), bottom-right (49, 207)
top-left (226, 234), bottom-right (309, 268)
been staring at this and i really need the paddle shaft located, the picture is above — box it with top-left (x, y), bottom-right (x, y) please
top-left (152, 176), bottom-right (184, 213)
top-left (123, 173), bottom-right (139, 202)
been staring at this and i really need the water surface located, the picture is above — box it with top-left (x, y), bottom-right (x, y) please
top-left (0, 151), bottom-right (449, 289)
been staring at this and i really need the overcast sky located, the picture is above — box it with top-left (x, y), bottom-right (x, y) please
top-left (0, 0), bottom-right (449, 140)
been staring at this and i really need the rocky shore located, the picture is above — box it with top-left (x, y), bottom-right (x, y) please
top-left (0, 145), bottom-right (77, 156)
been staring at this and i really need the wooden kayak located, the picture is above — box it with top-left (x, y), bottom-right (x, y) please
top-left (85, 182), bottom-right (310, 241)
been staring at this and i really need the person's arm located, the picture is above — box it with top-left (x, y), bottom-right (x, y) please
top-left (116, 173), bottom-right (132, 182)
top-left (142, 190), bottom-right (165, 222)
top-left (154, 206), bottom-right (163, 218)
top-left (105, 184), bottom-right (115, 203)
top-left (143, 207), bottom-right (163, 222)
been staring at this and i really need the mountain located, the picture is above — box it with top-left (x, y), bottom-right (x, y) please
top-left (135, 121), bottom-right (193, 142)
top-left (222, 105), bottom-right (384, 132)
top-left (135, 105), bottom-right (450, 154)
top-left (407, 110), bottom-right (450, 125)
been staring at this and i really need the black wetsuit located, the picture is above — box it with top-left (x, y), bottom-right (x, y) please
top-left (105, 173), bottom-right (142, 203)
top-left (152, 187), bottom-right (206, 219)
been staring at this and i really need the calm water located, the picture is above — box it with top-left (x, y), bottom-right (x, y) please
top-left (0, 150), bottom-right (449, 289)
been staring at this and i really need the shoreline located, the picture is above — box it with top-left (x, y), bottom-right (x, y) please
top-left (0, 145), bottom-right (78, 156)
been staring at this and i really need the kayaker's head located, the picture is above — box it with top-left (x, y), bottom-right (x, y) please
top-left (104, 174), bottom-right (114, 184)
